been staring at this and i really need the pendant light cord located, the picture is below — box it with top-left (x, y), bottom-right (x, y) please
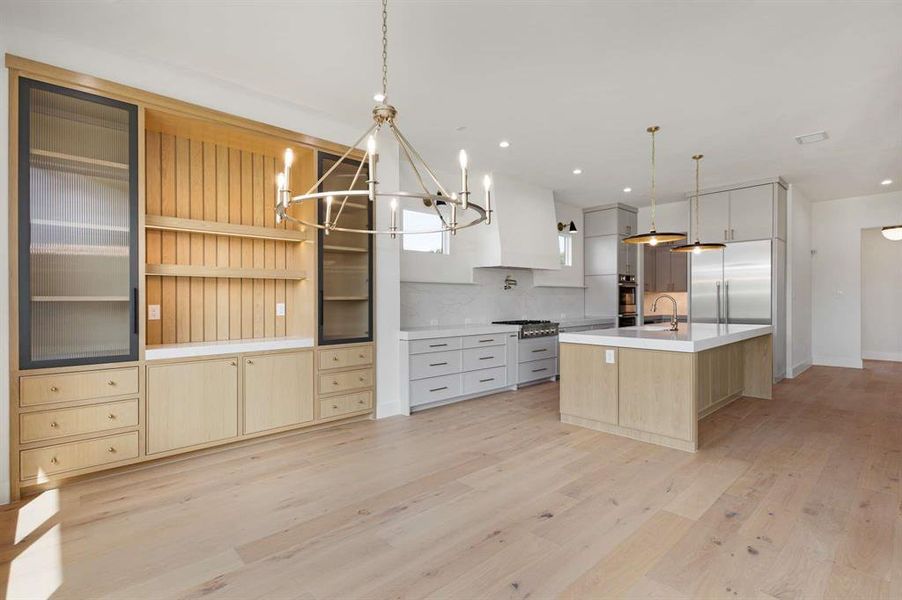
top-left (694, 155), bottom-right (701, 243)
top-left (381, 0), bottom-right (389, 98)
top-left (650, 127), bottom-right (657, 232)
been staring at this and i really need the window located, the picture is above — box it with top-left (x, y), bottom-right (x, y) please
top-left (559, 233), bottom-right (572, 267)
top-left (402, 209), bottom-right (448, 254)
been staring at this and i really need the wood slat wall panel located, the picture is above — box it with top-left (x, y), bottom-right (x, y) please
top-left (145, 128), bottom-right (310, 346)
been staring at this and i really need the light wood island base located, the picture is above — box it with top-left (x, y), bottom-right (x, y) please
top-left (560, 334), bottom-right (772, 451)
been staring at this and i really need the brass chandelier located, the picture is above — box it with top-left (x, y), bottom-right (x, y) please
top-left (275, 0), bottom-right (492, 238)
top-left (671, 154), bottom-right (726, 253)
top-left (622, 126), bottom-right (686, 246)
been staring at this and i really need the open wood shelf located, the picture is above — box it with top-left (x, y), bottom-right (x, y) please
top-left (145, 215), bottom-right (310, 243)
top-left (31, 148), bottom-right (130, 170)
top-left (32, 218), bottom-right (129, 233)
top-left (145, 264), bottom-right (307, 280)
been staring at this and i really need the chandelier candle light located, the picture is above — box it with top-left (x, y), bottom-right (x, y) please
top-left (672, 154), bottom-right (726, 254)
top-left (622, 126), bottom-right (686, 246)
top-left (274, 0), bottom-right (493, 238)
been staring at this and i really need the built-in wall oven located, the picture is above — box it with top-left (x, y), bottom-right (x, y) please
top-left (618, 274), bottom-right (637, 327)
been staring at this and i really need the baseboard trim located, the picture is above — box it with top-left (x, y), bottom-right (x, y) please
top-left (812, 356), bottom-right (863, 369)
top-left (789, 360), bottom-right (812, 378)
top-left (560, 413), bottom-right (697, 453)
top-left (861, 351), bottom-right (902, 363)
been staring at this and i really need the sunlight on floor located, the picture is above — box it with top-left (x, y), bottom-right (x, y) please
top-left (14, 489), bottom-right (58, 544)
top-left (7, 523), bottom-right (62, 600)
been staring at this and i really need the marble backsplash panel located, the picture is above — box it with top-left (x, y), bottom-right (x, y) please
top-left (401, 268), bottom-right (585, 328)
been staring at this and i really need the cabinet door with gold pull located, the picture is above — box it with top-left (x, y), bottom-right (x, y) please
top-left (244, 351), bottom-right (314, 434)
top-left (146, 358), bottom-right (238, 454)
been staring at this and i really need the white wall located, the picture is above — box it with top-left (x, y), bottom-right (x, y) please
top-left (533, 200), bottom-right (584, 288)
top-left (811, 190), bottom-right (902, 368)
top-left (861, 228), bottom-right (902, 362)
top-left (637, 199), bottom-right (690, 234)
top-left (0, 29), bottom-right (404, 501)
top-left (785, 185), bottom-right (812, 377)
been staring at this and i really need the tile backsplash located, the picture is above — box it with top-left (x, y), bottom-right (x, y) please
top-left (401, 268), bottom-right (585, 328)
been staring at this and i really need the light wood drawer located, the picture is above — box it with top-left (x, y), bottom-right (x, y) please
top-left (462, 366), bottom-right (507, 395)
top-left (462, 333), bottom-right (508, 349)
top-left (462, 346), bottom-right (506, 372)
top-left (20, 399), bottom-right (139, 444)
top-left (409, 349), bottom-right (462, 381)
top-left (319, 368), bottom-right (373, 395)
top-left (518, 337), bottom-right (558, 363)
top-left (20, 367), bottom-right (139, 407)
top-left (320, 391), bottom-right (373, 419)
top-left (319, 346), bottom-right (373, 371)
top-left (409, 373), bottom-right (461, 407)
top-left (518, 357), bottom-right (556, 384)
top-left (20, 431), bottom-right (139, 481)
top-left (408, 337), bottom-right (462, 355)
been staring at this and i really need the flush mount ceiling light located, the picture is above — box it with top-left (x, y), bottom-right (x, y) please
top-left (499, 140), bottom-right (510, 148)
top-left (572, 168), bottom-right (582, 175)
top-left (672, 154), bottom-right (726, 254)
top-left (882, 225), bottom-right (902, 241)
top-left (275, 0), bottom-right (492, 239)
top-left (795, 130), bottom-right (829, 144)
top-left (881, 179), bottom-right (893, 186)
top-left (622, 126), bottom-right (686, 246)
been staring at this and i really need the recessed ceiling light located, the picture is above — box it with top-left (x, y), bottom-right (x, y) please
top-left (373, 93), bottom-right (386, 102)
top-left (572, 168), bottom-right (582, 175)
top-left (881, 179), bottom-right (893, 186)
top-left (623, 187), bottom-right (632, 193)
top-left (499, 140), bottom-right (510, 148)
top-left (795, 130), bottom-right (829, 144)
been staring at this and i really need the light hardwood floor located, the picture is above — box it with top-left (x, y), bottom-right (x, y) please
top-left (2, 361), bottom-right (902, 599)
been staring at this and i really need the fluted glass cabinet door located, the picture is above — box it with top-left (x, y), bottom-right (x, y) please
top-left (18, 79), bottom-right (139, 368)
top-left (317, 153), bottom-right (373, 345)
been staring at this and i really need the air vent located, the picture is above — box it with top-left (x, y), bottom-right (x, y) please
top-left (795, 131), bottom-right (829, 144)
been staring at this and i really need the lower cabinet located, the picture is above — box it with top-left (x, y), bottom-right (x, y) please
top-left (559, 344), bottom-right (618, 425)
top-left (146, 358), bottom-right (239, 454)
top-left (244, 350), bottom-right (314, 434)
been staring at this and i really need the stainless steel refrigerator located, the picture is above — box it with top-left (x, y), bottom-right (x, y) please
top-left (690, 239), bottom-right (786, 380)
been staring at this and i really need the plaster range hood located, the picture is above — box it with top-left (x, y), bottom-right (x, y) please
top-left (474, 172), bottom-right (561, 270)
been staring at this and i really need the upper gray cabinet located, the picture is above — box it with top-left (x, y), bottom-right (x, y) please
top-left (691, 183), bottom-right (785, 243)
top-left (583, 204), bottom-right (638, 277)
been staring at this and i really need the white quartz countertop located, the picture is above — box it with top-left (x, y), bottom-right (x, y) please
top-left (559, 323), bottom-right (772, 353)
top-left (557, 316), bottom-right (616, 328)
top-left (146, 336), bottom-right (315, 361)
top-left (399, 324), bottom-right (521, 340)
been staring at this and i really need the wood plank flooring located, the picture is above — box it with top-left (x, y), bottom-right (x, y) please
top-left (2, 361), bottom-right (902, 599)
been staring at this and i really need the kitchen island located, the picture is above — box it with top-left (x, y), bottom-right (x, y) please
top-left (559, 323), bottom-right (772, 451)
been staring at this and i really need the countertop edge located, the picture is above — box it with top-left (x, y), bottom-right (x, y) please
top-left (146, 336), bottom-right (315, 361)
top-left (559, 325), bottom-right (772, 353)
top-left (400, 324), bottom-right (521, 340)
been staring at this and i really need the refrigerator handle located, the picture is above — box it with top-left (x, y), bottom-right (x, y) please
top-left (715, 281), bottom-right (722, 324)
top-left (725, 281), bottom-right (730, 324)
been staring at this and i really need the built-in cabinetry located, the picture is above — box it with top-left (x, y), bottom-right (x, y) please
top-left (691, 182), bottom-right (787, 243)
top-left (400, 328), bottom-right (519, 412)
top-left (643, 242), bottom-right (687, 293)
top-left (583, 204), bottom-right (638, 323)
top-left (318, 154), bottom-right (373, 345)
top-left (7, 56), bottom-right (376, 500)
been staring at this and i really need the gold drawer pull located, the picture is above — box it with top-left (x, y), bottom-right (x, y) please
top-left (108, 380), bottom-right (116, 386)
top-left (357, 399), bottom-right (365, 405)
top-left (50, 421), bottom-right (59, 428)
top-left (108, 447), bottom-right (117, 454)
top-left (230, 361), bottom-right (237, 367)
top-left (332, 356), bottom-right (340, 362)
top-left (108, 413), bottom-right (116, 420)
top-left (332, 380), bottom-right (339, 385)
top-left (358, 376), bottom-right (366, 382)
top-left (50, 456), bottom-right (59, 464)
top-left (50, 386), bottom-right (59, 392)
top-left (332, 405), bottom-right (338, 409)
top-left (358, 354), bottom-right (366, 359)
top-left (247, 360), bottom-right (254, 365)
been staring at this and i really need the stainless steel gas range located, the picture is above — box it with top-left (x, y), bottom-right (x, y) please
top-left (492, 320), bottom-right (559, 384)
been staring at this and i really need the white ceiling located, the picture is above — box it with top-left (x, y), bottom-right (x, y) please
top-left (4, 1), bottom-right (902, 207)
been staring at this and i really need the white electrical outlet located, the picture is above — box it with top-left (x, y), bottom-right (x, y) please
top-left (276, 302), bottom-right (286, 316)
top-left (605, 349), bottom-right (615, 364)
top-left (464, 318), bottom-right (472, 325)
top-left (148, 304), bottom-right (161, 320)
top-left (430, 319), bottom-right (438, 326)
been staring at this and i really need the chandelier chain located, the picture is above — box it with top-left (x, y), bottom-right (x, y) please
top-left (381, 0), bottom-right (389, 98)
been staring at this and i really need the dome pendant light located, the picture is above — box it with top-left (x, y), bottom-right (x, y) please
top-left (672, 155), bottom-right (726, 254)
top-left (622, 126), bottom-right (686, 246)
top-left (881, 225), bottom-right (902, 241)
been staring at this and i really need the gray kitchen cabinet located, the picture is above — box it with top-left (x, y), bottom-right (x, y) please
top-left (694, 191), bottom-right (730, 243)
top-left (584, 209), bottom-right (618, 237)
top-left (618, 236), bottom-right (637, 276)
top-left (585, 235), bottom-right (619, 275)
top-left (670, 250), bottom-right (688, 292)
top-left (643, 243), bottom-right (688, 293)
top-left (729, 185), bottom-right (773, 242)
top-left (654, 245), bottom-right (671, 290)
top-left (585, 274), bottom-right (618, 316)
top-left (643, 245), bottom-right (656, 292)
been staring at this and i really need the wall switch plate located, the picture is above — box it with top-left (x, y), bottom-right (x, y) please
top-left (605, 349), bottom-right (615, 364)
top-left (148, 304), bottom-right (161, 320)
top-left (464, 318), bottom-right (472, 325)
top-left (276, 302), bottom-right (286, 316)
top-left (430, 319), bottom-right (439, 326)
